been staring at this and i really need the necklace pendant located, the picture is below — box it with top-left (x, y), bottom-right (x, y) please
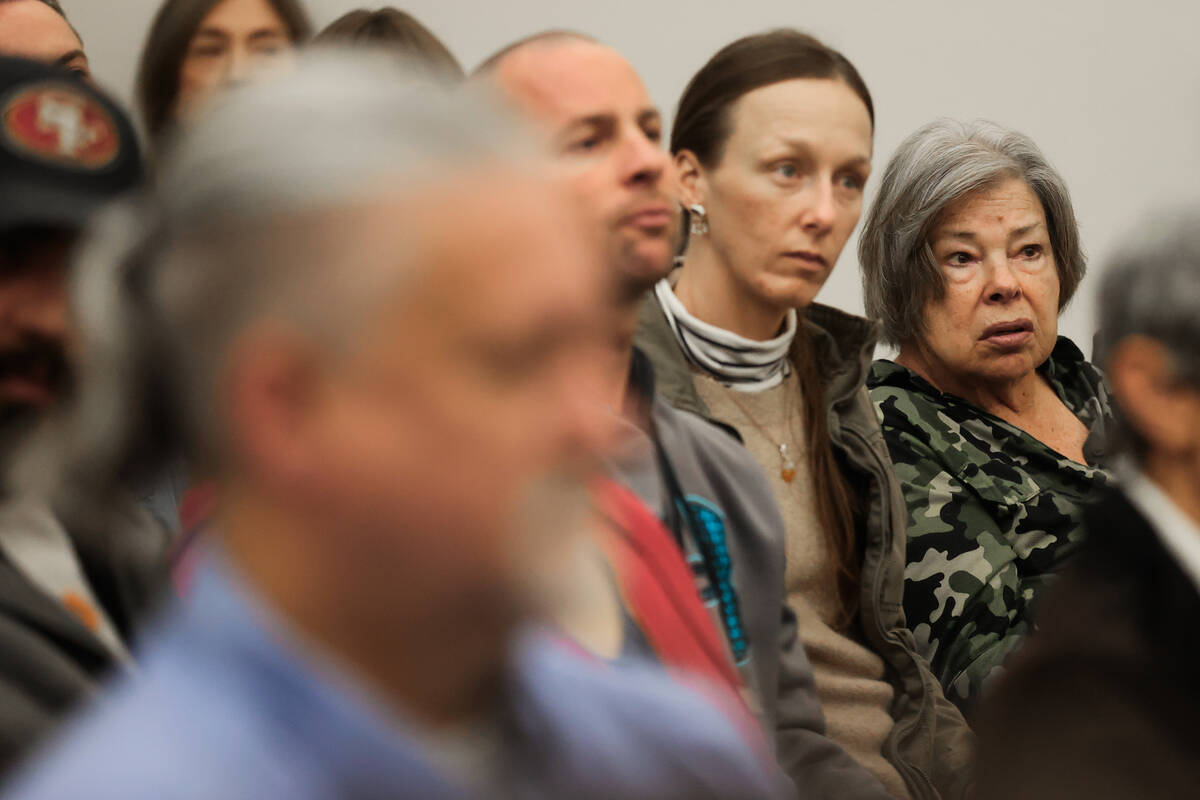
top-left (779, 443), bottom-right (797, 483)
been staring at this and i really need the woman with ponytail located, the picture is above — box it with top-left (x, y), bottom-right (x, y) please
top-left (635, 29), bottom-right (973, 799)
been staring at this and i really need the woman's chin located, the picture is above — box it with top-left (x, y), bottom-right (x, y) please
top-left (756, 276), bottom-right (824, 311)
top-left (971, 353), bottom-right (1042, 385)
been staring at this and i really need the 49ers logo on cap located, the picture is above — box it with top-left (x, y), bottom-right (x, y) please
top-left (2, 84), bottom-right (119, 170)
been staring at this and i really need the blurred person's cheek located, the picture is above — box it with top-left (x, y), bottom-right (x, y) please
top-left (566, 343), bottom-right (626, 458)
top-left (507, 470), bottom-right (597, 618)
top-left (175, 45), bottom-right (295, 127)
top-left (248, 46), bottom-right (296, 82)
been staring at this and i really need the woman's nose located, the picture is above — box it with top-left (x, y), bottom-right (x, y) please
top-left (801, 181), bottom-right (837, 235)
top-left (224, 47), bottom-right (252, 87)
top-left (984, 258), bottom-right (1022, 303)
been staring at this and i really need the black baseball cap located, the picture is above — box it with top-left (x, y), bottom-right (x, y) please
top-left (0, 56), bottom-right (143, 236)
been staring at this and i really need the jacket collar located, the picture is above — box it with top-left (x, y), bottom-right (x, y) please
top-left (635, 291), bottom-right (881, 416)
top-left (0, 555), bottom-right (113, 666)
top-left (801, 303), bottom-right (881, 409)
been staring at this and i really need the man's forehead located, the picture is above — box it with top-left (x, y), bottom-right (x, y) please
top-left (0, 1), bottom-right (82, 49)
top-left (406, 173), bottom-right (596, 306)
top-left (368, 168), bottom-right (579, 276)
top-left (496, 40), bottom-right (654, 127)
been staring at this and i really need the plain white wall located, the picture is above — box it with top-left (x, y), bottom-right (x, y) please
top-left (62, 0), bottom-right (1200, 352)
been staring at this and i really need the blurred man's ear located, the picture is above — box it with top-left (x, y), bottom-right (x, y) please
top-left (1108, 335), bottom-right (1200, 457)
top-left (223, 323), bottom-right (326, 491)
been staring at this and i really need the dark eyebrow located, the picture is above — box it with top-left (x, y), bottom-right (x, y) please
top-left (774, 137), bottom-right (871, 169)
top-left (1008, 222), bottom-right (1045, 239)
top-left (248, 29), bottom-right (289, 43)
top-left (54, 50), bottom-right (87, 67)
top-left (569, 113), bottom-right (615, 128)
top-left (938, 221), bottom-right (1046, 243)
top-left (557, 113), bottom-right (615, 143)
top-left (637, 108), bottom-right (661, 127)
top-left (192, 28), bottom-right (229, 41)
top-left (778, 138), bottom-right (815, 155)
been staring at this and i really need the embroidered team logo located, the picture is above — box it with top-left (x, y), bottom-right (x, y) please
top-left (2, 84), bottom-right (119, 169)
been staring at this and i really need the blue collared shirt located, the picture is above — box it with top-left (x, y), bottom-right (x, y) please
top-left (3, 553), bottom-right (785, 800)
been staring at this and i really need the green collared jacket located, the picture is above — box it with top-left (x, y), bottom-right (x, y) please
top-left (868, 337), bottom-right (1113, 715)
top-left (638, 296), bottom-right (976, 800)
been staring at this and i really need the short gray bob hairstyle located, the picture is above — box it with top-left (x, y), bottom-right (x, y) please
top-left (1098, 208), bottom-right (1200, 387)
top-left (859, 119), bottom-right (1085, 346)
top-left (1096, 208), bottom-right (1200, 461)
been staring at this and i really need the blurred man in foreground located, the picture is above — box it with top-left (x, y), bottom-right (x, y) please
top-left (4, 55), bottom-right (781, 799)
top-left (973, 210), bottom-right (1200, 798)
top-left (0, 1), bottom-right (89, 79)
top-left (0, 56), bottom-right (162, 774)
top-left (479, 32), bottom-right (887, 798)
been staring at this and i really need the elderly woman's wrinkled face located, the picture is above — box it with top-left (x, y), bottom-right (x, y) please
top-left (175, 0), bottom-right (294, 124)
top-left (684, 78), bottom-right (872, 311)
top-left (919, 177), bottom-right (1060, 387)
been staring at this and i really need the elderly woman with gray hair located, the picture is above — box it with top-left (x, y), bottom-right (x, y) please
top-left (859, 119), bottom-right (1114, 714)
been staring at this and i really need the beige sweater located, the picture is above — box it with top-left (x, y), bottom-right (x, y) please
top-left (696, 371), bottom-right (910, 799)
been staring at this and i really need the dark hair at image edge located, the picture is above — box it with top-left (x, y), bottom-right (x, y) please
top-left (673, 28), bottom-right (874, 626)
top-left (136, 0), bottom-right (313, 144)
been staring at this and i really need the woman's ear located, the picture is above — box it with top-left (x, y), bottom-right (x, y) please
top-left (674, 150), bottom-right (706, 207)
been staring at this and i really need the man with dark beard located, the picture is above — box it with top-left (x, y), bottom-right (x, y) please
top-left (0, 57), bottom-right (157, 775)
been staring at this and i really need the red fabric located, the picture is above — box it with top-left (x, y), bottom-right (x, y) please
top-left (178, 482), bottom-right (218, 536)
top-left (593, 479), bottom-right (771, 762)
top-left (592, 478), bottom-right (742, 696)
top-left (171, 481), bottom-right (218, 596)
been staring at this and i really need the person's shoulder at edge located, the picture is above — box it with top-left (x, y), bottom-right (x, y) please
top-left (865, 358), bottom-right (951, 441)
top-left (0, 622), bottom-right (306, 800)
top-left (866, 358), bottom-right (932, 396)
top-left (2, 621), bottom-right (784, 800)
top-left (970, 496), bottom-right (1169, 799)
top-left (1045, 336), bottom-right (1112, 409)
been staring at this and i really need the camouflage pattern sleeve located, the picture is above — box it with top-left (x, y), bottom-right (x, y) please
top-left (878, 417), bottom-right (1032, 713)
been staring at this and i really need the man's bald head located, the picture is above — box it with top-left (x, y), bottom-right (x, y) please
top-left (478, 32), bottom-right (677, 302)
top-left (474, 29), bottom-right (596, 76)
top-left (0, 0), bottom-right (88, 79)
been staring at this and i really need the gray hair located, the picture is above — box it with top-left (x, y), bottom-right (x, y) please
top-left (1099, 207), bottom-right (1200, 387)
top-left (47, 52), bottom-right (533, 496)
top-left (859, 119), bottom-right (1085, 346)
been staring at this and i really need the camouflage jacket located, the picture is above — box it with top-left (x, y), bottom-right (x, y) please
top-left (868, 337), bottom-right (1113, 715)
